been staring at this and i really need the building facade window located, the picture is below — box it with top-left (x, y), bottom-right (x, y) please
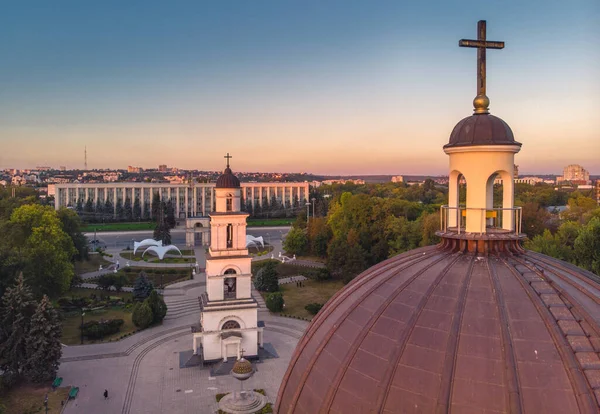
top-left (221, 320), bottom-right (240, 330)
top-left (227, 224), bottom-right (233, 248)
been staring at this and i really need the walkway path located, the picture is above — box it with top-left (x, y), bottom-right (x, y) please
top-left (278, 275), bottom-right (308, 285)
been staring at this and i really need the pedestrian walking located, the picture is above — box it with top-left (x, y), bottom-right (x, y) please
top-left (104, 389), bottom-right (108, 399)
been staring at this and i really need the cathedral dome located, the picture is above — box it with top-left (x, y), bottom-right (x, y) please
top-left (444, 113), bottom-right (521, 149)
top-left (216, 167), bottom-right (241, 188)
top-left (276, 246), bottom-right (600, 413)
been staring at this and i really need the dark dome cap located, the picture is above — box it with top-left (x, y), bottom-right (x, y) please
top-left (444, 114), bottom-right (521, 149)
top-left (216, 167), bottom-right (241, 188)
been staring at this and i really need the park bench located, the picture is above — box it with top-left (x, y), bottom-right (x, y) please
top-left (52, 377), bottom-right (63, 389)
top-left (68, 386), bottom-right (79, 400)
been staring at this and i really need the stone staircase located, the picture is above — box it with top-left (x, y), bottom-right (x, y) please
top-left (164, 297), bottom-right (200, 320)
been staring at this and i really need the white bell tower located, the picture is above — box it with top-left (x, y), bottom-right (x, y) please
top-left (192, 154), bottom-right (263, 362)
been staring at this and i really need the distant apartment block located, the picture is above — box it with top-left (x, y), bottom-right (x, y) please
top-left (391, 175), bottom-right (404, 183)
top-left (561, 164), bottom-right (590, 184)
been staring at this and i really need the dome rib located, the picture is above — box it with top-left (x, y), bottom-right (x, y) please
top-left (433, 257), bottom-right (475, 413)
top-left (324, 253), bottom-right (462, 412)
top-left (277, 247), bottom-right (438, 410)
top-left (487, 259), bottom-right (524, 413)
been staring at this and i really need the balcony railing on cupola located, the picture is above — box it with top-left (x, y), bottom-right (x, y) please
top-left (439, 205), bottom-right (523, 236)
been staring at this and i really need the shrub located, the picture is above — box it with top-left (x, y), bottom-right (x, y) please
top-left (305, 303), bottom-right (324, 315)
top-left (96, 274), bottom-right (114, 290)
top-left (132, 302), bottom-right (153, 329)
top-left (265, 292), bottom-right (284, 312)
top-left (81, 319), bottom-right (124, 339)
top-left (255, 262), bottom-right (279, 292)
top-left (112, 274), bottom-right (128, 292)
top-left (146, 290), bottom-right (167, 324)
top-left (133, 272), bottom-right (154, 301)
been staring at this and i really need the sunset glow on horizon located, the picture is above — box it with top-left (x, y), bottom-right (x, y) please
top-left (1, 1), bottom-right (599, 175)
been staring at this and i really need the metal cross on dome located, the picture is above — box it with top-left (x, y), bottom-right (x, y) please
top-left (459, 20), bottom-right (505, 113)
top-left (224, 153), bottom-right (233, 168)
top-left (240, 348), bottom-right (246, 358)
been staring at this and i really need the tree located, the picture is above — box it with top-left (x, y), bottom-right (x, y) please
top-left (151, 193), bottom-right (161, 219)
top-left (521, 202), bottom-right (550, 238)
top-left (153, 201), bottom-right (172, 245)
top-left (57, 207), bottom-right (88, 261)
top-left (133, 197), bottom-right (141, 221)
top-left (112, 274), bottom-right (128, 292)
top-left (165, 200), bottom-right (176, 229)
top-left (123, 197), bottom-right (133, 221)
top-left (9, 204), bottom-right (76, 297)
top-left (95, 199), bottom-right (104, 221)
top-left (0, 274), bottom-right (36, 385)
top-left (574, 217), bottom-right (600, 274)
top-left (154, 220), bottom-right (172, 245)
top-left (133, 272), bottom-right (154, 301)
top-left (84, 198), bottom-right (94, 218)
top-left (143, 201), bottom-right (150, 220)
top-left (132, 301), bottom-right (153, 329)
top-left (115, 198), bottom-right (124, 221)
top-left (254, 261), bottom-right (279, 292)
top-left (104, 199), bottom-right (113, 221)
top-left (75, 199), bottom-right (83, 214)
top-left (283, 227), bottom-right (308, 256)
top-left (97, 274), bottom-right (114, 290)
top-left (265, 292), bottom-right (284, 312)
top-left (146, 290), bottom-right (167, 324)
top-left (22, 295), bottom-right (62, 383)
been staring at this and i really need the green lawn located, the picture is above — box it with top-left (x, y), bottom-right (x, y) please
top-left (1, 384), bottom-right (70, 414)
top-left (81, 221), bottom-right (155, 232)
top-left (74, 254), bottom-right (113, 275)
top-left (88, 268), bottom-right (192, 287)
top-left (66, 287), bottom-right (133, 300)
top-left (275, 279), bottom-right (344, 320)
top-left (61, 307), bottom-right (136, 345)
top-left (251, 260), bottom-right (324, 279)
top-left (247, 218), bottom-right (293, 226)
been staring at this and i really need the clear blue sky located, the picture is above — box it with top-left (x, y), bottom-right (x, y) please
top-left (1, 0), bottom-right (599, 175)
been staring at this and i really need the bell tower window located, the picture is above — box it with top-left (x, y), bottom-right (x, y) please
top-left (224, 277), bottom-right (236, 299)
top-left (226, 194), bottom-right (233, 212)
top-left (227, 224), bottom-right (233, 248)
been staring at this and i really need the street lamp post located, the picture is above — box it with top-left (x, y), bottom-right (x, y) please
top-left (311, 198), bottom-right (316, 218)
top-left (80, 309), bottom-right (86, 345)
top-left (305, 202), bottom-right (311, 225)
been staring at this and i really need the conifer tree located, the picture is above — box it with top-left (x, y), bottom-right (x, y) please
top-left (165, 200), bottom-right (176, 229)
top-left (146, 290), bottom-right (167, 324)
top-left (23, 295), bottom-right (62, 383)
top-left (133, 272), bottom-right (154, 301)
top-left (0, 273), bottom-right (36, 384)
top-left (124, 197), bottom-right (133, 221)
top-left (132, 197), bottom-right (141, 221)
top-left (132, 301), bottom-right (153, 329)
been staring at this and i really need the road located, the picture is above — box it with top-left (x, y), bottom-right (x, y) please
top-left (85, 226), bottom-right (290, 249)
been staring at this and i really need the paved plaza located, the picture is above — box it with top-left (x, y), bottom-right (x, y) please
top-left (59, 232), bottom-right (308, 414)
top-left (59, 279), bottom-right (307, 414)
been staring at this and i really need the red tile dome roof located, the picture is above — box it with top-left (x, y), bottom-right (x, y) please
top-left (276, 246), bottom-right (600, 413)
top-left (216, 167), bottom-right (240, 188)
top-left (445, 114), bottom-right (521, 149)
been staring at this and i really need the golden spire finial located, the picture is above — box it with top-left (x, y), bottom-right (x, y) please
top-left (459, 20), bottom-right (505, 114)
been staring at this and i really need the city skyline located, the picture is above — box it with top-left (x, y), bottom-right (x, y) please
top-left (1, 1), bottom-right (599, 174)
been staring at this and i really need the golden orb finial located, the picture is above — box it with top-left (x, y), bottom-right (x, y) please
top-left (473, 94), bottom-right (490, 114)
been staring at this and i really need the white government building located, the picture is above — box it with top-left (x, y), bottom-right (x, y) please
top-left (50, 181), bottom-right (309, 218)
